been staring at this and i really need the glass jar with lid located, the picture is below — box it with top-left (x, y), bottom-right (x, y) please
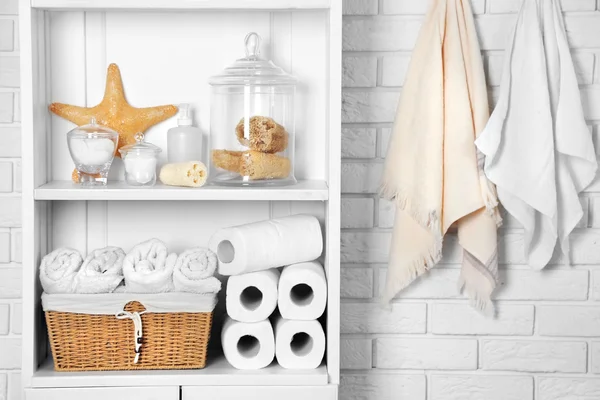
top-left (66, 118), bottom-right (119, 186)
top-left (119, 132), bottom-right (161, 187)
top-left (209, 32), bottom-right (297, 186)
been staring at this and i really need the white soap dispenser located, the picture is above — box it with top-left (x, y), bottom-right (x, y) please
top-left (167, 104), bottom-right (203, 163)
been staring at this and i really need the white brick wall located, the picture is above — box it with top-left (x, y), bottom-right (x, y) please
top-left (0, 2), bottom-right (21, 399)
top-left (341, 1), bottom-right (600, 398)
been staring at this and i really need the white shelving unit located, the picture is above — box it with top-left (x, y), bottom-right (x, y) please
top-left (19, 0), bottom-right (341, 398)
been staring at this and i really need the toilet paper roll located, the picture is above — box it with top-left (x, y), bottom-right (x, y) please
top-left (278, 261), bottom-right (327, 320)
top-left (274, 316), bottom-right (326, 369)
top-left (209, 215), bottom-right (323, 276)
top-left (221, 317), bottom-right (275, 370)
top-left (226, 269), bottom-right (280, 323)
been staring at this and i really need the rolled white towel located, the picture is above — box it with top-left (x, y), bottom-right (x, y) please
top-left (40, 248), bottom-right (83, 294)
top-left (173, 248), bottom-right (222, 294)
top-left (73, 246), bottom-right (126, 294)
top-left (123, 239), bottom-right (177, 293)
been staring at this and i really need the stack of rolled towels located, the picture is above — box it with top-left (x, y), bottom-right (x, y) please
top-left (209, 214), bottom-right (327, 370)
top-left (39, 239), bottom-right (221, 295)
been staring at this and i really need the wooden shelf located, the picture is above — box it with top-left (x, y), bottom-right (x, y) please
top-left (34, 180), bottom-right (329, 201)
top-left (32, 0), bottom-right (331, 10)
top-left (32, 357), bottom-right (329, 388)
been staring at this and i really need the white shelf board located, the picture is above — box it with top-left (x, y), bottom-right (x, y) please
top-left (32, 0), bottom-right (331, 10)
top-left (34, 180), bottom-right (329, 201)
top-left (32, 357), bottom-right (329, 388)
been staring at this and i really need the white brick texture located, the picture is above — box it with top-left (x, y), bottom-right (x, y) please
top-left (341, 197), bottom-right (374, 228)
top-left (0, 269), bottom-right (21, 299)
top-left (341, 128), bottom-right (377, 158)
top-left (0, 94), bottom-right (13, 123)
top-left (0, 21), bottom-right (13, 52)
top-left (490, 0), bottom-right (596, 13)
top-left (0, 374), bottom-right (6, 400)
top-left (0, 231), bottom-right (10, 263)
top-left (0, 57), bottom-right (19, 88)
top-left (343, 56), bottom-right (377, 87)
top-left (341, 338), bottom-right (372, 369)
top-left (0, 304), bottom-right (9, 335)
top-left (0, 338), bottom-right (20, 369)
top-left (340, 267), bottom-right (373, 298)
top-left (0, 4), bottom-right (21, 400)
top-left (0, 199), bottom-right (21, 228)
top-left (340, 374), bottom-right (426, 400)
top-left (0, 163), bottom-right (13, 193)
top-left (431, 304), bottom-right (534, 335)
top-left (341, 303), bottom-right (426, 334)
top-left (430, 375), bottom-right (534, 400)
top-left (481, 340), bottom-right (587, 373)
top-left (7, 373), bottom-right (20, 400)
top-left (0, 0), bottom-right (18, 14)
top-left (10, 303), bottom-right (21, 335)
top-left (376, 338), bottom-right (478, 370)
top-left (342, 0), bottom-right (377, 15)
top-left (537, 306), bottom-right (600, 337)
top-left (538, 378), bottom-right (600, 400)
top-left (592, 342), bottom-right (600, 374)
top-left (0, 128), bottom-right (20, 157)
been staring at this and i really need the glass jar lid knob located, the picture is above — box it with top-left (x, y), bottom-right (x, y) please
top-left (134, 132), bottom-right (145, 143)
top-left (245, 32), bottom-right (261, 58)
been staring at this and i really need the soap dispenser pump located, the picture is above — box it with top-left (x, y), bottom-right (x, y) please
top-left (167, 104), bottom-right (204, 163)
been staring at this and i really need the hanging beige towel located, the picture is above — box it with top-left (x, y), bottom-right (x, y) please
top-left (381, 0), bottom-right (501, 314)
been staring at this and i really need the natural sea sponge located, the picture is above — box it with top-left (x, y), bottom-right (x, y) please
top-left (212, 149), bottom-right (291, 180)
top-left (212, 150), bottom-right (244, 173)
top-left (240, 151), bottom-right (291, 180)
top-left (235, 116), bottom-right (288, 153)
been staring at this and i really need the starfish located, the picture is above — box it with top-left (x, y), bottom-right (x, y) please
top-left (49, 63), bottom-right (178, 182)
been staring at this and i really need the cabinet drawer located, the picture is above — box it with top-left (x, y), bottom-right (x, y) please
top-left (25, 386), bottom-right (179, 400)
top-left (182, 385), bottom-right (337, 400)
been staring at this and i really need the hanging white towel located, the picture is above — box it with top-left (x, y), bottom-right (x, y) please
top-left (122, 239), bottom-right (177, 293)
top-left (475, 0), bottom-right (597, 269)
top-left (173, 248), bottom-right (222, 294)
top-left (73, 246), bottom-right (126, 294)
top-left (39, 248), bottom-right (83, 294)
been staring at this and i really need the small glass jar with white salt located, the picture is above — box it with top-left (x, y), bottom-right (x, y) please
top-left (119, 133), bottom-right (161, 186)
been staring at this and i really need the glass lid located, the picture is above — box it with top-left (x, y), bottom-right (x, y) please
top-left (69, 118), bottom-right (118, 136)
top-left (118, 132), bottom-right (161, 156)
top-left (209, 32), bottom-right (297, 86)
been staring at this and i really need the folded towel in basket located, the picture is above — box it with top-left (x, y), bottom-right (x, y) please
top-left (73, 246), bottom-right (126, 294)
top-left (173, 248), bottom-right (222, 294)
top-left (123, 239), bottom-right (177, 293)
top-left (40, 248), bottom-right (83, 294)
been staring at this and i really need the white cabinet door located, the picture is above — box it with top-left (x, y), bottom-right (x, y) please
top-left (25, 386), bottom-right (179, 400)
top-left (182, 385), bottom-right (337, 400)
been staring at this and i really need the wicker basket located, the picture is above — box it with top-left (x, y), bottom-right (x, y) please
top-left (45, 300), bottom-right (213, 371)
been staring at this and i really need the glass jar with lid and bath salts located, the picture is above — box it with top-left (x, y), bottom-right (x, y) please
top-left (209, 32), bottom-right (297, 186)
top-left (119, 133), bottom-right (161, 187)
top-left (66, 118), bottom-right (119, 186)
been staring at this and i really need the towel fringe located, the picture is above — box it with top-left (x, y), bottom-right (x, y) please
top-left (457, 275), bottom-right (495, 317)
top-left (380, 182), bottom-right (442, 232)
top-left (478, 175), bottom-right (504, 227)
top-left (381, 228), bottom-right (443, 305)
